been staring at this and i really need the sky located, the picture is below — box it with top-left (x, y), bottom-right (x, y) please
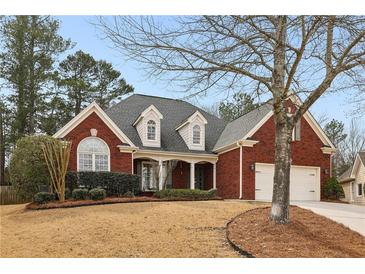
top-left (7, 16), bottom-right (365, 129)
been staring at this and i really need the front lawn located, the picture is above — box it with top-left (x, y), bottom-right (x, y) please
top-left (0, 200), bottom-right (260, 258)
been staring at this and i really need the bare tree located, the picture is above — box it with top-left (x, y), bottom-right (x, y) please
top-left (97, 16), bottom-right (365, 223)
top-left (339, 118), bottom-right (365, 170)
top-left (152, 160), bottom-right (178, 190)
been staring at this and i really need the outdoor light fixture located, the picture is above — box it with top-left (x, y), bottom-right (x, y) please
top-left (324, 168), bottom-right (329, 175)
top-left (250, 163), bottom-right (255, 171)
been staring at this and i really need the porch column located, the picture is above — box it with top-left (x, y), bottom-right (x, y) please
top-left (213, 163), bottom-right (217, 189)
top-left (190, 162), bottom-right (195, 189)
top-left (159, 160), bottom-right (163, 190)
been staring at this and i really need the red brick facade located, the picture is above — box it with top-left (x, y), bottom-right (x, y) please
top-left (217, 115), bottom-right (331, 199)
top-left (216, 148), bottom-right (241, 198)
top-left (64, 112), bottom-right (133, 173)
top-left (172, 161), bottom-right (190, 188)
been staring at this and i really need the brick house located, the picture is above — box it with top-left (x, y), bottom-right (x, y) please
top-left (54, 94), bottom-right (336, 201)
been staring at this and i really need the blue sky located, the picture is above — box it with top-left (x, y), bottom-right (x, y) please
top-left (53, 16), bottom-right (363, 128)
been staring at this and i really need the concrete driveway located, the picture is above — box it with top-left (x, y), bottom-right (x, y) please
top-left (293, 201), bottom-right (365, 236)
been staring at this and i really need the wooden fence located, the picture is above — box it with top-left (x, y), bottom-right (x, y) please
top-left (0, 186), bottom-right (30, 205)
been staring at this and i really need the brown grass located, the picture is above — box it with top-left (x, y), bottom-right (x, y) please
top-left (227, 206), bottom-right (365, 258)
top-left (0, 200), bottom-right (262, 258)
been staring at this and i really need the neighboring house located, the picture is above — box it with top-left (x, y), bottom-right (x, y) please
top-left (54, 94), bottom-right (336, 201)
top-left (338, 151), bottom-right (365, 204)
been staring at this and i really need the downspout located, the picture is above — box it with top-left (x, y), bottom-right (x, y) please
top-left (237, 141), bottom-right (243, 199)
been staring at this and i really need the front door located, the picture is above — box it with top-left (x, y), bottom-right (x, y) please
top-left (195, 166), bottom-right (204, 189)
top-left (142, 162), bottom-right (157, 191)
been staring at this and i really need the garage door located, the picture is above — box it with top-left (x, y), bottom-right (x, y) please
top-left (255, 163), bottom-right (319, 201)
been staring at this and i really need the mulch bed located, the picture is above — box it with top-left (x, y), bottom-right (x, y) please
top-left (25, 196), bottom-right (223, 210)
top-left (227, 206), bottom-right (365, 258)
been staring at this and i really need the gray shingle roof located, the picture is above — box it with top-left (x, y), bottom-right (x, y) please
top-left (213, 103), bottom-right (272, 150)
top-left (105, 94), bottom-right (227, 154)
top-left (338, 166), bottom-right (354, 183)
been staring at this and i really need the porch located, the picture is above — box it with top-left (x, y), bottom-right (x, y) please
top-left (132, 150), bottom-right (217, 192)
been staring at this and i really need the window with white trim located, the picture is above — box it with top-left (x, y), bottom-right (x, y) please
top-left (147, 120), bottom-right (156, 140)
top-left (292, 120), bottom-right (301, 141)
top-left (357, 183), bottom-right (363, 196)
top-left (192, 125), bottom-right (201, 144)
top-left (77, 137), bottom-right (110, 172)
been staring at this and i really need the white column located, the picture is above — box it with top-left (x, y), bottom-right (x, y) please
top-left (213, 163), bottom-right (217, 189)
top-left (158, 160), bottom-right (163, 190)
top-left (190, 162), bottom-right (195, 189)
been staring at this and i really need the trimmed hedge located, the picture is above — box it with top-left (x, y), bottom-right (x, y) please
top-left (65, 171), bottom-right (140, 197)
top-left (324, 177), bottom-right (345, 199)
top-left (34, 192), bottom-right (55, 204)
top-left (89, 188), bottom-right (107, 200)
top-left (154, 188), bottom-right (218, 199)
top-left (72, 189), bottom-right (89, 200)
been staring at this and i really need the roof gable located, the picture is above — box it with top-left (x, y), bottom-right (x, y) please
top-left (105, 94), bottom-right (227, 154)
top-left (53, 101), bottom-right (135, 146)
top-left (350, 152), bottom-right (365, 178)
top-left (213, 98), bottom-right (335, 152)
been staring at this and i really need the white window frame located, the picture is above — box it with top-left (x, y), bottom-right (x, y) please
top-left (192, 124), bottom-right (201, 144)
top-left (77, 137), bottom-right (111, 172)
top-left (356, 183), bottom-right (363, 197)
top-left (147, 120), bottom-right (156, 141)
top-left (292, 120), bottom-right (301, 141)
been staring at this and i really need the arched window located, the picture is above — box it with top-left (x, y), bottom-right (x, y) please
top-left (147, 120), bottom-right (156, 140)
top-left (77, 137), bottom-right (110, 172)
top-left (192, 125), bottom-right (201, 144)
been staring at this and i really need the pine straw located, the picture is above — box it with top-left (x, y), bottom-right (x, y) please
top-left (0, 200), bottom-right (263, 258)
top-left (227, 206), bottom-right (365, 258)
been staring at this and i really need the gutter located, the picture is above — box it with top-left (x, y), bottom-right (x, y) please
top-left (237, 141), bottom-right (243, 199)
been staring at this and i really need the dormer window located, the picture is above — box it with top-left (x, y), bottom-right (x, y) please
top-left (192, 125), bottom-right (201, 144)
top-left (147, 120), bottom-right (156, 140)
top-left (133, 105), bottom-right (163, 148)
top-left (176, 111), bottom-right (208, 151)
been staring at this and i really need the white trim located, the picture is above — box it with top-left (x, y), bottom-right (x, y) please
top-left (213, 163), bottom-right (217, 189)
top-left (53, 101), bottom-right (135, 147)
top-left (117, 145), bottom-right (139, 153)
top-left (175, 110), bottom-right (208, 131)
top-left (133, 104), bottom-right (163, 126)
top-left (350, 154), bottom-right (364, 178)
top-left (215, 140), bottom-right (259, 154)
top-left (321, 147), bottom-right (337, 154)
top-left (302, 112), bottom-right (335, 149)
top-left (356, 183), bottom-right (363, 197)
top-left (239, 145), bottom-right (243, 199)
top-left (134, 149), bottom-right (217, 164)
top-left (76, 137), bottom-right (111, 172)
top-left (242, 110), bottom-right (274, 140)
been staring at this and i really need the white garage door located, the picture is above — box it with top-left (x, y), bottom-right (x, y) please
top-left (255, 163), bottom-right (320, 201)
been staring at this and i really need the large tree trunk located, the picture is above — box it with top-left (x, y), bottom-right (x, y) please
top-left (0, 111), bottom-right (5, 185)
top-left (270, 117), bottom-right (292, 223)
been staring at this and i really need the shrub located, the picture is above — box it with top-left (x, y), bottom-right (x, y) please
top-left (65, 188), bottom-right (72, 200)
top-left (72, 188), bottom-right (89, 200)
top-left (154, 188), bottom-right (218, 199)
top-left (123, 191), bottom-right (135, 197)
top-left (34, 192), bottom-right (55, 204)
top-left (10, 135), bottom-right (55, 199)
top-left (324, 177), bottom-right (345, 199)
top-left (65, 171), bottom-right (78, 192)
top-left (89, 188), bottom-right (107, 200)
top-left (65, 171), bottom-right (140, 197)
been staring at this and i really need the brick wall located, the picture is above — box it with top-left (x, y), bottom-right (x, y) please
top-left (217, 115), bottom-right (331, 199)
top-left (172, 161), bottom-right (190, 188)
top-left (64, 112), bottom-right (133, 173)
top-left (216, 148), bottom-right (240, 198)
